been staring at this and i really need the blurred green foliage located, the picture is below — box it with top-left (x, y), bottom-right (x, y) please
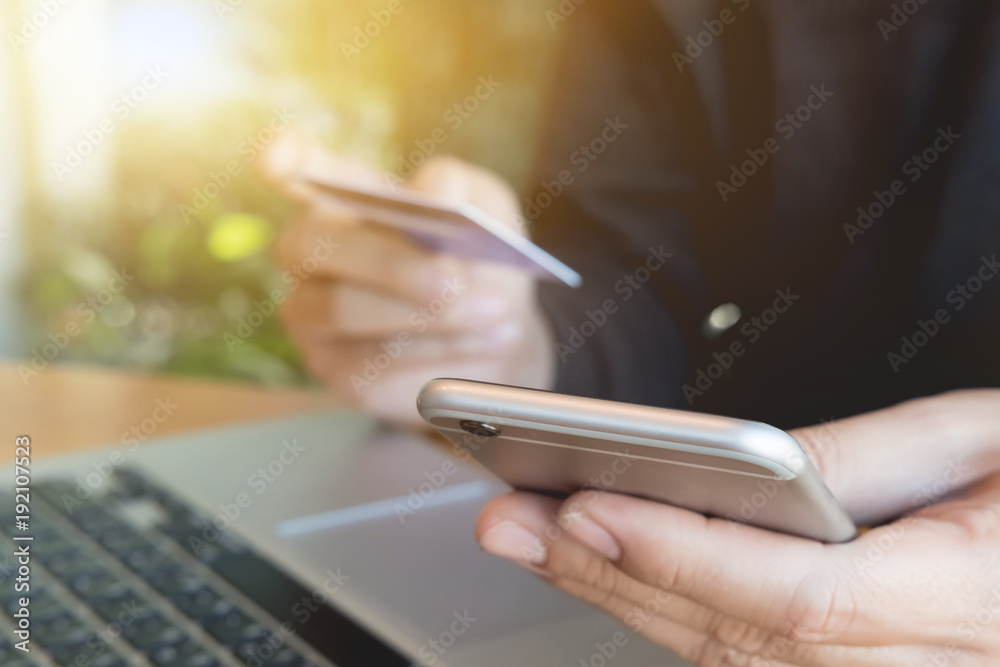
top-left (21, 0), bottom-right (561, 386)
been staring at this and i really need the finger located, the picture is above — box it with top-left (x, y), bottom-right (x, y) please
top-left (278, 214), bottom-right (479, 304)
top-left (478, 493), bottom-right (837, 661)
top-left (575, 491), bottom-right (998, 649)
top-left (404, 156), bottom-right (524, 233)
top-left (789, 390), bottom-right (1000, 524)
top-left (476, 494), bottom-right (913, 666)
top-left (475, 491), bottom-right (771, 647)
top-left (261, 131), bottom-right (387, 202)
top-left (480, 490), bottom-right (870, 645)
top-left (300, 349), bottom-right (538, 426)
top-left (282, 281), bottom-right (513, 340)
top-left (299, 331), bottom-right (524, 379)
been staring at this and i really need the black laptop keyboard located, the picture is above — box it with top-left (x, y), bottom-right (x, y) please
top-left (0, 469), bottom-right (409, 667)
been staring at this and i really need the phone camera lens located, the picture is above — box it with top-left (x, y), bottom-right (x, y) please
top-left (459, 420), bottom-right (501, 438)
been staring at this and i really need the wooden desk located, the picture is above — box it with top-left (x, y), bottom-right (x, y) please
top-left (0, 362), bottom-right (340, 459)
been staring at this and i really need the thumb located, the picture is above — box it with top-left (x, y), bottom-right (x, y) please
top-left (558, 490), bottom-right (857, 643)
top-left (261, 131), bottom-right (387, 203)
top-left (787, 391), bottom-right (997, 524)
top-left (404, 156), bottom-right (525, 234)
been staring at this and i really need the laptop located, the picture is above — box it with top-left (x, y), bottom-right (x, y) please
top-left (3, 410), bottom-right (687, 666)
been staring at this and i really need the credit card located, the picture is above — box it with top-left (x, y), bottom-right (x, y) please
top-left (299, 175), bottom-right (582, 287)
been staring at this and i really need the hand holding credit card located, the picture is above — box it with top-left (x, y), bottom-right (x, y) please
top-left (297, 174), bottom-right (582, 287)
top-left (263, 135), bottom-right (564, 425)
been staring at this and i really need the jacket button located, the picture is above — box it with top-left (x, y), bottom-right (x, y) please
top-left (702, 303), bottom-right (742, 339)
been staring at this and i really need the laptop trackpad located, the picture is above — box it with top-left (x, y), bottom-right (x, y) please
top-left (267, 430), bottom-right (678, 666)
top-left (268, 428), bottom-right (590, 641)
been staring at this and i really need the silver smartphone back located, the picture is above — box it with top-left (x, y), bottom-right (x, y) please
top-left (417, 378), bottom-right (857, 543)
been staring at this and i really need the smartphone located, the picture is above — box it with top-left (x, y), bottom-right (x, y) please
top-left (417, 378), bottom-right (857, 543)
top-left (299, 174), bottom-right (582, 287)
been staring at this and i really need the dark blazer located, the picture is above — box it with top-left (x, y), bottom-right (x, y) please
top-left (533, 0), bottom-right (1000, 428)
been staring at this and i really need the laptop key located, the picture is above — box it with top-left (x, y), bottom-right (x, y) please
top-left (48, 643), bottom-right (129, 667)
top-left (33, 542), bottom-right (82, 565)
top-left (44, 552), bottom-right (107, 581)
top-left (204, 607), bottom-right (263, 646)
top-left (98, 526), bottom-right (152, 556)
top-left (122, 612), bottom-right (187, 651)
top-left (91, 652), bottom-right (130, 667)
top-left (171, 587), bottom-right (231, 622)
top-left (68, 569), bottom-right (124, 598)
top-left (33, 610), bottom-right (91, 647)
top-left (1, 658), bottom-right (39, 667)
top-left (237, 640), bottom-right (307, 667)
top-left (91, 589), bottom-right (152, 622)
top-left (149, 639), bottom-right (221, 667)
top-left (30, 534), bottom-right (77, 558)
top-left (45, 638), bottom-right (108, 666)
top-left (125, 546), bottom-right (179, 574)
top-left (147, 568), bottom-right (206, 597)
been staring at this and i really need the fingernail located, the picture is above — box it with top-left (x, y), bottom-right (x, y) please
top-left (479, 520), bottom-right (547, 566)
top-left (563, 512), bottom-right (621, 561)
